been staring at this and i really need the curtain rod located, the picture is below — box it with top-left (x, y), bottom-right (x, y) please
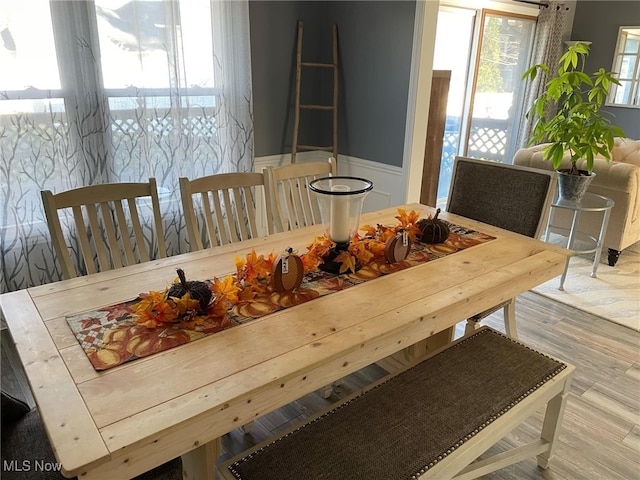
top-left (513, 0), bottom-right (549, 7)
top-left (513, 0), bottom-right (569, 10)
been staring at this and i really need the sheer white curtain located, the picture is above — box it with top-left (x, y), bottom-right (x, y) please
top-left (0, 0), bottom-right (253, 292)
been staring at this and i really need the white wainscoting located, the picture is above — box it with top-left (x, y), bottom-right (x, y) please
top-left (254, 152), bottom-right (404, 237)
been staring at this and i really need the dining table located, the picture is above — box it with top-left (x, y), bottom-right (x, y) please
top-left (0, 203), bottom-right (571, 480)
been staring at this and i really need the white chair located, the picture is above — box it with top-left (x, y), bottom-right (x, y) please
top-left (446, 156), bottom-right (557, 338)
top-left (179, 172), bottom-right (266, 250)
top-left (263, 157), bottom-right (336, 234)
top-left (41, 179), bottom-right (166, 279)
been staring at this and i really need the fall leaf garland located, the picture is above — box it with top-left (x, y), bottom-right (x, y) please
top-left (305, 208), bottom-right (422, 273)
top-left (132, 274), bottom-right (241, 329)
top-left (132, 209), bottom-right (421, 327)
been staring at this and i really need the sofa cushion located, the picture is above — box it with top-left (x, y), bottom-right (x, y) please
top-left (612, 138), bottom-right (640, 167)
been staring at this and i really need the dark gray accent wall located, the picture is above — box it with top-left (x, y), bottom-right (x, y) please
top-left (328, 1), bottom-right (416, 167)
top-left (571, 1), bottom-right (640, 139)
top-left (249, 1), bottom-right (416, 166)
top-left (249, 1), bottom-right (327, 157)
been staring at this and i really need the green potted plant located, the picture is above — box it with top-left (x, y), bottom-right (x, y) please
top-left (522, 41), bottom-right (625, 201)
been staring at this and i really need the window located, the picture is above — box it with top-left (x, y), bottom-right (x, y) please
top-left (609, 26), bottom-right (640, 107)
top-left (0, 0), bottom-right (253, 293)
top-left (0, 1), bottom-right (60, 93)
top-left (467, 11), bottom-right (536, 162)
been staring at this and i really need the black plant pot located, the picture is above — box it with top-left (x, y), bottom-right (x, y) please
top-left (557, 169), bottom-right (596, 202)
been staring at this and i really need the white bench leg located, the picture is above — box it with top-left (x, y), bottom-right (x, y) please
top-left (537, 380), bottom-right (572, 469)
top-left (464, 319), bottom-right (480, 336)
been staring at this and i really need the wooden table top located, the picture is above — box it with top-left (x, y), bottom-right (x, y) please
top-left (0, 204), bottom-right (571, 479)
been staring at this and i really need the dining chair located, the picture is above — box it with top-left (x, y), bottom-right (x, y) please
top-left (263, 157), bottom-right (336, 234)
top-left (41, 179), bottom-right (167, 279)
top-left (1, 390), bottom-right (183, 480)
top-left (446, 156), bottom-right (557, 339)
top-left (179, 172), bottom-right (266, 250)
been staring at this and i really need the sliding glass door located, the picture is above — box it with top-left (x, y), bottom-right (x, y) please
top-left (466, 11), bottom-right (536, 162)
top-left (433, 6), bottom-right (536, 205)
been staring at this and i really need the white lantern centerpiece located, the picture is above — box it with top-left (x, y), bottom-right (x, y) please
top-left (309, 176), bottom-right (373, 273)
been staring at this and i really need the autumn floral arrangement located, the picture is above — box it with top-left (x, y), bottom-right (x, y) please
top-left (131, 209), bottom-right (427, 328)
top-left (132, 268), bottom-right (240, 329)
top-left (306, 208), bottom-right (422, 273)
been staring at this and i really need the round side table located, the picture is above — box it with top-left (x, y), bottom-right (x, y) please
top-left (544, 192), bottom-right (614, 290)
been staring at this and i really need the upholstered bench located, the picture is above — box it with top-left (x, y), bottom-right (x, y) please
top-left (219, 327), bottom-right (574, 480)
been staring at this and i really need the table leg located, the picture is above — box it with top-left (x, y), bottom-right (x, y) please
top-left (590, 208), bottom-right (611, 278)
top-left (182, 438), bottom-right (219, 480)
top-left (376, 327), bottom-right (454, 373)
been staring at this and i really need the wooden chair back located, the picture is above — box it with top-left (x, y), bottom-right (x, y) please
top-left (263, 157), bottom-right (336, 233)
top-left (179, 172), bottom-right (265, 250)
top-left (446, 156), bottom-right (557, 239)
top-left (41, 179), bottom-right (167, 279)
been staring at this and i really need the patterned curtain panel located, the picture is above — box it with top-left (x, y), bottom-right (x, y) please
top-left (516, 1), bottom-right (567, 149)
top-left (0, 0), bottom-right (254, 292)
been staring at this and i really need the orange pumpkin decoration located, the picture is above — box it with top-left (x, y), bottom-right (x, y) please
top-left (272, 248), bottom-right (304, 292)
top-left (348, 264), bottom-right (382, 281)
top-left (126, 327), bottom-right (190, 358)
top-left (377, 260), bottom-right (411, 274)
top-left (87, 325), bottom-right (139, 370)
top-left (234, 299), bottom-right (280, 318)
top-left (271, 288), bottom-right (319, 308)
top-left (426, 243), bottom-right (457, 255)
top-left (87, 345), bottom-right (131, 370)
top-left (102, 324), bottom-right (135, 344)
top-left (384, 231), bottom-right (411, 263)
top-left (446, 232), bottom-right (481, 249)
top-left (417, 208), bottom-right (450, 244)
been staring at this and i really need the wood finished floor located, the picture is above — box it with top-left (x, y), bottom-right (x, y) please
top-left (2, 290), bottom-right (639, 479)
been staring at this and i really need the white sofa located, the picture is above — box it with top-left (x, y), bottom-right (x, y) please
top-left (513, 137), bottom-right (640, 266)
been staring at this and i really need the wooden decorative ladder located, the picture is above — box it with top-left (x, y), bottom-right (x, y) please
top-left (291, 20), bottom-right (338, 164)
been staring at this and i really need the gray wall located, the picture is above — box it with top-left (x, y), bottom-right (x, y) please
top-left (250, 1), bottom-right (639, 167)
top-left (249, 1), bottom-right (327, 157)
top-left (249, 1), bottom-right (416, 167)
top-left (571, 0), bottom-right (640, 139)
top-left (329, 2), bottom-right (416, 167)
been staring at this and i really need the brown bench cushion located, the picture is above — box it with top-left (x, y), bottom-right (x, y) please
top-left (224, 327), bottom-right (567, 480)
